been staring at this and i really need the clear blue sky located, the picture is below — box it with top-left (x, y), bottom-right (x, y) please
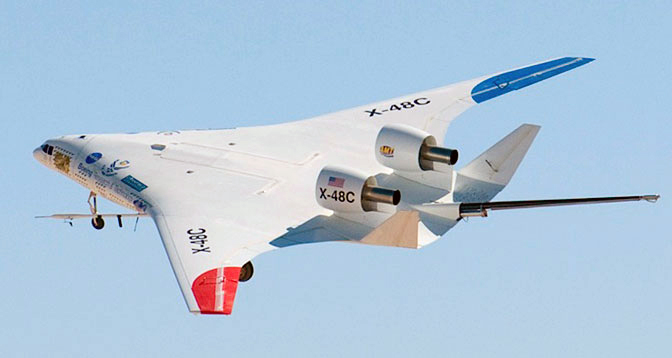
top-left (1, 1), bottom-right (670, 357)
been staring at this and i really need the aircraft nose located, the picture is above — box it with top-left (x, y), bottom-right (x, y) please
top-left (33, 143), bottom-right (51, 165)
top-left (33, 146), bottom-right (43, 161)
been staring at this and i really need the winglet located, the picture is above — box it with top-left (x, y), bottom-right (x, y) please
top-left (470, 57), bottom-right (594, 103)
top-left (191, 267), bottom-right (241, 315)
top-left (453, 124), bottom-right (541, 202)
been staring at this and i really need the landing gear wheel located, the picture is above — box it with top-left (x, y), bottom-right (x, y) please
top-left (91, 216), bottom-right (105, 230)
top-left (239, 261), bottom-right (254, 282)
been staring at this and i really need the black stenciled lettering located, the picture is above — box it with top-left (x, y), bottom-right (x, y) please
top-left (365, 109), bottom-right (382, 117)
top-left (319, 187), bottom-right (328, 199)
top-left (414, 97), bottom-right (430, 105)
top-left (187, 228), bottom-right (209, 253)
top-left (192, 247), bottom-right (211, 254)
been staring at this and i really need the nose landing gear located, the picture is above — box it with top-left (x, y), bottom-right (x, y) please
top-left (91, 215), bottom-right (105, 230)
top-left (88, 191), bottom-right (105, 230)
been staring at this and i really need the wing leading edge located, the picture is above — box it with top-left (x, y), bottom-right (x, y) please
top-left (305, 56), bottom-right (594, 141)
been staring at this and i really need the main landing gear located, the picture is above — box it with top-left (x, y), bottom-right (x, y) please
top-left (239, 261), bottom-right (254, 282)
top-left (88, 191), bottom-right (105, 230)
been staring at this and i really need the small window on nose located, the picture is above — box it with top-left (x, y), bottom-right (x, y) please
top-left (41, 144), bottom-right (48, 153)
top-left (47, 145), bottom-right (54, 155)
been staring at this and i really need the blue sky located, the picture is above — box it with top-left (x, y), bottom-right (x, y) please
top-left (1, 1), bottom-right (670, 357)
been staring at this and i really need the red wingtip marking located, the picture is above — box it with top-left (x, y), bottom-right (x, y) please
top-left (192, 267), bottom-right (241, 315)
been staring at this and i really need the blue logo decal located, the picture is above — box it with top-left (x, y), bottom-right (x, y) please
top-left (85, 152), bottom-right (102, 164)
top-left (121, 175), bottom-right (147, 192)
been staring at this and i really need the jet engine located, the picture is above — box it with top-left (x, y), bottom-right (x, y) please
top-left (315, 166), bottom-right (400, 212)
top-left (375, 124), bottom-right (458, 171)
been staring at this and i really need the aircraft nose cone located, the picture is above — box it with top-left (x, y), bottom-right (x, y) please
top-left (33, 145), bottom-right (48, 165)
top-left (33, 146), bottom-right (42, 161)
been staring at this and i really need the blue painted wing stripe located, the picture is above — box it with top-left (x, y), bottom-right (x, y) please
top-left (470, 57), bottom-right (594, 103)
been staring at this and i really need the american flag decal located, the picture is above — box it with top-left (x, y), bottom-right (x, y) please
top-left (328, 176), bottom-right (345, 188)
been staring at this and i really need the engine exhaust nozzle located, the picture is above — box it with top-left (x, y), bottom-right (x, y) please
top-left (420, 145), bottom-right (458, 166)
top-left (362, 186), bottom-right (401, 205)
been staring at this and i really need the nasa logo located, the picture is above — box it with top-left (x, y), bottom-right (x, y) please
top-left (85, 152), bottom-right (102, 164)
top-left (379, 145), bottom-right (395, 158)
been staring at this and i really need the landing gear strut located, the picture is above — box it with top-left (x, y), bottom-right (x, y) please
top-left (88, 191), bottom-right (105, 230)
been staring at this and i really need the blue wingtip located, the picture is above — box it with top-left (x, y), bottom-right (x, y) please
top-left (471, 57), bottom-right (594, 103)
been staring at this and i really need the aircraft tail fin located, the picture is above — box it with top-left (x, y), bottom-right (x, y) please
top-left (453, 124), bottom-right (540, 202)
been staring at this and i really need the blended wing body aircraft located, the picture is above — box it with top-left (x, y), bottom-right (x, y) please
top-left (34, 57), bottom-right (658, 315)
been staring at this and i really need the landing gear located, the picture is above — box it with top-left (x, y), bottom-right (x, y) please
top-left (239, 261), bottom-right (254, 282)
top-left (91, 215), bottom-right (105, 230)
top-left (88, 191), bottom-right (104, 230)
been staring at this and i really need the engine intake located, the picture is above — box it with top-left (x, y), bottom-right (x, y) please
top-left (315, 166), bottom-right (400, 213)
top-left (375, 124), bottom-right (458, 171)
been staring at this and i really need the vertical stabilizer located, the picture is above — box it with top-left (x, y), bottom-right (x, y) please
top-left (453, 124), bottom-right (540, 202)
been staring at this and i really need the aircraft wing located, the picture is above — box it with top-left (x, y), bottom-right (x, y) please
top-left (301, 56), bottom-right (594, 140)
top-left (136, 56), bottom-right (597, 314)
top-left (147, 168), bottom-right (440, 314)
top-left (151, 212), bottom-right (266, 314)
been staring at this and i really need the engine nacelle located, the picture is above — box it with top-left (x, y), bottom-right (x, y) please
top-left (315, 166), bottom-right (400, 213)
top-left (375, 124), bottom-right (458, 171)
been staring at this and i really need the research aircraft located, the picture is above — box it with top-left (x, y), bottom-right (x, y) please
top-left (34, 57), bottom-right (659, 315)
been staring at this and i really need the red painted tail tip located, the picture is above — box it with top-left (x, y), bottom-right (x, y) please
top-left (192, 267), bottom-right (241, 315)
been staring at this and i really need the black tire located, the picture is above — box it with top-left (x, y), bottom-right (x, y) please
top-left (239, 261), bottom-right (254, 282)
top-left (91, 216), bottom-right (105, 230)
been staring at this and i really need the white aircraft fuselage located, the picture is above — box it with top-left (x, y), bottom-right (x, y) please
top-left (34, 135), bottom-right (149, 213)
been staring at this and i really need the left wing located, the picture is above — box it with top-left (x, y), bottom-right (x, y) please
top-left (150, 213), bottom-right (268, 314)
top-left (147, 177), bottom-right (441, 314)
